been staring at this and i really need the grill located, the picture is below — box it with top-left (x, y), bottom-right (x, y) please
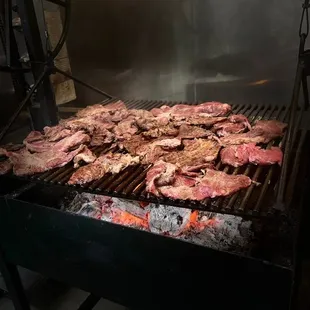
top-left (6, 99), bottom-right (305, 218)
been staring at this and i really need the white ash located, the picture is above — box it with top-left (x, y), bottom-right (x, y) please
top-left (148, 204), bottom-right (191, 236)
top-left (181, 213), bottom-right (252, 252)
top-left (77, 201), bottom-right (102, 218)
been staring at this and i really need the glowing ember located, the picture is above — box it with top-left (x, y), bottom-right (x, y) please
top-left (112, 209), bottom-right (149, 229)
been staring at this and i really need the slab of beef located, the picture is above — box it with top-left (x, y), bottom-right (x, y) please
top-left (23, 131), bottom-right (44, 144)
top-left (252, 120), bottom-right (287, 139)
top-left (0, 144), bottom-right (24, 157)
top-left (248, 147), bottom-right (283, 165)
top-left (7, 145), bottom-right (85, 176)
top-left (221, 143), bottom-right (283, 167)
top-left (0, 160), bottom-right (12, 175)
top-left (90, 129), bottom-right (115, 146)
top-left (173, 116), bottom-right (227, 127)
top-left (110, 109), bottom-right (130, 122)
top-left (164, 139), bottom-right (221, 168)
top-left (24, 131), bottom-right (91, 153)
top-left (142, 124), bottom-right (179, 138)
top-left (220, 120), bottom-right (287, 146)
top-left (113, 117), bottom-right (138, 141)
top-left (159, 168), bottom-right (251, 200)
top-left (76, 100), bottom-right (126, 118)
top-left (213, 114), bottom-right (251, 136)
top-left (68, 152), bottom-right (140, 185)
top-left (221, 143), bottom-right (257, 167)
top-left (146, 160), bottom-right (178, 195)
top-left (43, 125), bottom-right (73, 142)
top-left (73, 146), bottom-right (96, 168)
top-left (177, 124), bottom-right (214, 139)
top-left (151, 102), bottom-right (231, 118)
top-left (120, 134), bottom-right (147, 154)
top-left (136, 138), bottom-right (182, 164)
top-left (135, 115), bottom-right (170, 131)
top-left (63, 116), bottom-right (114, 134)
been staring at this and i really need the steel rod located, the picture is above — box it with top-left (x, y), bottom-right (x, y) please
top-left (54, 67), bottom-right (114, 99)
top-left (0, 67), bottom-right (48, 143)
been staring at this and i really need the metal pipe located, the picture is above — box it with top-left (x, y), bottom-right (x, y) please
top-left (54, 67), bottom-right (114, 99)
top-left (275, 61), bottom-right (304, 211)
top-left (0, 67), bottom-right (48, 143)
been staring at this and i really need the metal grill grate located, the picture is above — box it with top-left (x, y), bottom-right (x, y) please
top-left (7, 99), bottom-right (305, 218)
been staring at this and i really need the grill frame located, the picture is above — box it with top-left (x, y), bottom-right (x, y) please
top-left (3, 99), bottom-right (305, 219)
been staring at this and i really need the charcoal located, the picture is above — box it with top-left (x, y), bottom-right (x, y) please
top-left (148, 204), bottom-right (191, 236)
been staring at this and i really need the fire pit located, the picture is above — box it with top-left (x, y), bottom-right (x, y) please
top-left (65, 192), bottom-right (254, 253)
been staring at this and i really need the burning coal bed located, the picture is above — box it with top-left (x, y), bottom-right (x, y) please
top-left (64, 192), bottom-right (253, 252)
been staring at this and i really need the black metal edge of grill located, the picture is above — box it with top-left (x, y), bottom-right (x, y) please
top-left (2, 99), bottom-right (305, 220)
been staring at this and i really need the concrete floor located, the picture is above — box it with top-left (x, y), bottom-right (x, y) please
top-left (0, 288), bottom-right (126, 310)
top-left (0, 271), bottom-right (126, 310)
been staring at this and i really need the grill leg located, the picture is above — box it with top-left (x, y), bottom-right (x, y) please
top-left (0, 249), bottom-right (30, 310)
top-left (302, 72), bottom-right (309, 110)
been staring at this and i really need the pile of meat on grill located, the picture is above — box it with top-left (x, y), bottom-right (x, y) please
top-left (0, 100), bottom-right (287, 201)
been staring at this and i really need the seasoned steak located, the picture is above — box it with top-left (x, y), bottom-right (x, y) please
top-left (24, 131), bottom-right (91, 153)
top-left (68, 153), bottom-right (140, 185)
top-left (164, 139), bottom-right (221, 167)
top-left (159, 169), bottom-right (251, 200)
top-left (7, 145), bottom-right (85, 176)
top-left (221, 143), bottom-right (283, 167)
top-left (220, 120), bottom-right (287, 146)
top-left (76, 100), bottom-right (126, 118)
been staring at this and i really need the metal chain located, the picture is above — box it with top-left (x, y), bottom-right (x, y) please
top-left (299, 0), bottom-right (310, 38)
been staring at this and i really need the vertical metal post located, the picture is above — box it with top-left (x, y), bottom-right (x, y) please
top-left (0, 248), bottom-right (31, 310)
top-left (276, 60), bottom-right (304, 211)
top-left (16, 0), bottom-right (58, 129)
top-left (302, 72), bottom-right (309, 110)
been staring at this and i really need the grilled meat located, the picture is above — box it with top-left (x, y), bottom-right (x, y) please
top-left (63, 116), bottom-right (114, 134)
top-left (221, 143), bottom-right (257, 167)
top-left (213, 114), bottom-right (251, 136)
top-left (173, 116), bottom-right (227, 127)
top-left (142, 124), bottom-right (179, 138)
top-left (146, 161), bottom-right (251, 200)
top-left (177, 124), bottom-right (214, 139)
top-left (164, 139), bottom-right (221, 168)
top-left (221, 143), bottom-right (283, 167)
top-left (90, 129), bottom-right (115, 146)
top-left (76, 100), bottom-right (126, 118)
top-left (136, 138), bottom-right (182, 164)
top-left (7, 145), bottom-right (85, 176)
top-left (220, 120), bottom-right (287, 146)
top-left (151, 102), bottom-right (231, 119)
top-left (73, 146), bottom-right (96, 168)
top-left (146, 160), bottom-right (178, 195)
top-left (0, 160), bottom-right (12, 175)
top-left (113, 117), bottom-right (138, 141)
top-left (249, 147), bottom-right (283, 165)
top-left (158, 168), bottom-right (251, 200)
top-left (43, 125), bottom-right (74, 142)
top-left (24, 131), bottom-right (91, 153)
top-left (68, 153), bottom-right (140, 185)
top-left (23, 131), bottom-right (44, 144)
